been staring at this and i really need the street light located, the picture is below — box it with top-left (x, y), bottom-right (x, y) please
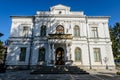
top-left (103, 57), bottom-right (109, 69)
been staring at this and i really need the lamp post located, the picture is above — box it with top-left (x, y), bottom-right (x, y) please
top-left (103, 57), bottom-right (109, 69)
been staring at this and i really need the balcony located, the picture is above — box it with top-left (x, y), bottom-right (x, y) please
top-left (48, 34), bottom-right (73, 39)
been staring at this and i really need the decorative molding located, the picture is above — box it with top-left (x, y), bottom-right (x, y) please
top-left (13, 21), bottom-right (32, 24)
top-left (48, 34), bottom-right (73, 39)
top-left (89, 22), bottom-right (98, 27)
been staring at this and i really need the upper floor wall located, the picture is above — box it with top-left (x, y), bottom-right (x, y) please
top-left (10, 16), bottom-right (33, 37)
top-left (9, 4), bottom-right (111, 41)
top-left (34, 16), bottom-right (110, 39)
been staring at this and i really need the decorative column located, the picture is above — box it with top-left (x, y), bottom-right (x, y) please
top-left (51, 44), bottom-right (55, 65)
top-left (69, 43), bottom-right (71, 60)
top-left (66, 43), bottom-right (72, 65)
top-left (48, 43), bottom-right (51, 65)
top-left (66, 43), bottom-right (69, 61)
top-left (49, 43), bottom-right (55, 65)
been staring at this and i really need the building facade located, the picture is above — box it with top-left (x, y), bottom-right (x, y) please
top-left (6, 4), bottom-right (115, 69)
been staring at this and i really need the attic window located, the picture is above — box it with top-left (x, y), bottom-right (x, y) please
top-left (59, 11), bottom-right (62, 14)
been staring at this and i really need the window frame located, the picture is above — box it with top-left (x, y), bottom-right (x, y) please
top-left (75, 47), bottom-right (81, 62)
top-left (40, 25), bottom-right (46, 37)
top-left (56, 25), bottom-right (64, 34)
top-left (38, 48), bottom-right (45, 62)
top-left (19, 47), bottom-right (26, 61)
top-left (91, 27), bottom-right (98, 38)
top-left (93, 48), bottom-right (101, 62)
top-left (74, 25), bottom-right (80, 37)
top-left (22, 26), bottom-right (29, 37)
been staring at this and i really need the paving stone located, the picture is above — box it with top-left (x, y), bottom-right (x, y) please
top-left (0, 70), bottom-right (120, 80)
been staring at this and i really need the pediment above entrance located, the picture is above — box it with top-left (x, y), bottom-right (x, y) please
top-left (50, 4), bottom-right (70, 11)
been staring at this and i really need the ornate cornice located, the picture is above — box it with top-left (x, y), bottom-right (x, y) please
top-left (35, 14), bottom-right (86, 18)
top-left (12, 21), bottom-right (33, 24)
top-left (10, 16), bottom-right (33, 18)
top-left (48, 34), bottom-right (73, 39)
top-left (87, 16), bottom-right (110, 18)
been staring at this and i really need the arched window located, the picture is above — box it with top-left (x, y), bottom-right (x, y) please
top-left (19, 47), bottom-right (26, 61)
top-left (75, 47), bottom-right (81, 61)
top-left (74, 25), bottom-right (80, 37)
top-left (93, 48), bottom-right (101, 62)
top-left (41, 25), bottom-right (46, 37)
top-left (56, 25), bottom-right (64, 34)
top-left (38, 48), bottom-right (45, 62)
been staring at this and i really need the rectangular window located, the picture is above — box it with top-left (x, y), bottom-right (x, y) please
top-left (91, 27), bottom-right (98, 38)
top-left (23, 26), bottom-right (29, 37)
top-left (19, 47), bottom-right (26, 61)
top-left (93, 48), bottom-right (101, 62)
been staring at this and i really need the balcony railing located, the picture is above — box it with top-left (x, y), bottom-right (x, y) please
top-left (48, 34), bottom-right (73, 39)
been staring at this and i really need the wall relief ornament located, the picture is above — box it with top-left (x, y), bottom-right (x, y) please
top-left (89, 22), bottom-right (98, 27)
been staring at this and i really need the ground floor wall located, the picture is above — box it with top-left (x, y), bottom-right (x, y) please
top-left (6, 41), bottom-right (115, 70)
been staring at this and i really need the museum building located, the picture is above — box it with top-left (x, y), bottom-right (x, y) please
top-left (6, 4), bottom-right (115, 69)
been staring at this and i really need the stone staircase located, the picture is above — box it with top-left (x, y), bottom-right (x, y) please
top-left (30, 66), bottom-right (89, 74)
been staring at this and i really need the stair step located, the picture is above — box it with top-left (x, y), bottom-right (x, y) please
top-left (30, 66), bottom-right (89, 74)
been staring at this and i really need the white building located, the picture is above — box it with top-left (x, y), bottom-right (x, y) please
top-left (6, 4), bottom-right (115, 69)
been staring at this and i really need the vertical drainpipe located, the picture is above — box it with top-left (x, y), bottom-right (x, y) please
top-left (28, 16), bottom-right (35, 69)
top-left (85, 16), bottom-right (92, 69)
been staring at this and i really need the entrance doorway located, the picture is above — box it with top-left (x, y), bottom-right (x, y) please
top-left (55, 47), bottom-right (65, 65)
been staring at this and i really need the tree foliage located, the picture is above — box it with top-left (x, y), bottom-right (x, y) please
top-left (0, 40), bottom-right (5, 60)
top-left (109, 23), bottom-right (120, 58)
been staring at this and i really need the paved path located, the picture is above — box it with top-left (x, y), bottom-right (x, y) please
top-left (0, 70), bottom-right (120, 80)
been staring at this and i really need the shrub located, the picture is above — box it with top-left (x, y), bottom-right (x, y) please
top-left (116, 71), bottom-right (120, 75)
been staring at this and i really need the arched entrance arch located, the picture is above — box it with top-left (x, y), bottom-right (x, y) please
top-left (55, 47), bottom-right (65, 65)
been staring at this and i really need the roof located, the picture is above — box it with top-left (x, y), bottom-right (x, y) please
top-left (50, 4), bottom-right (70, 11)
top-left (10, 16), bottom-right (34, 18)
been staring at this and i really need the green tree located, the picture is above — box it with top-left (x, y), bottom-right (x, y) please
top-left (109, 23), bottom-right (120, 59)
top-left (0, 40), bottom-right (5, 61)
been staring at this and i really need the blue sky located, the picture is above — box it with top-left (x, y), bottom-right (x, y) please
top-left (0, 0), bottom-right (120, 42)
